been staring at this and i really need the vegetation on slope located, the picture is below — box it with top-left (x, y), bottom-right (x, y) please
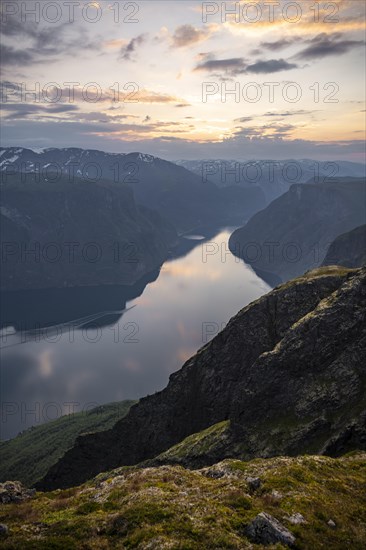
top-left (0, 453), bottom-right (365, 549)
top-left (0, 401), bottom-right (136, 488)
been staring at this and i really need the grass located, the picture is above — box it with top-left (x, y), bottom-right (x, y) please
top-left (0, 401), bottom-right (136, 487)
top-left (0, 453), bottom-right (365, 549)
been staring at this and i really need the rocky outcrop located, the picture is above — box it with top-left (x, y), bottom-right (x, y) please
top-left (322, 224), bottom-right (366, 268)
top-left (0, 481), bottom-right (35, 504)
top-left (0, 173), bottom-right (177, 290)
top-left (229, 179), bottom-right (366, 282)
top-left (37, 266), bottom-right (366, 490)
top-left (245, 512), bottom-right (296, 546)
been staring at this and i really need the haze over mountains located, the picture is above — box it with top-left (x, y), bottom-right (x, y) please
top-left (176, 159), bottom-right (366, 202)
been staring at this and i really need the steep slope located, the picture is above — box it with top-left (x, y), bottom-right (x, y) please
top-left (229, 179), bottom-right (366, 282)
top-left (322, 224), bottom-right (366, 268)
top-left (0, 147), bottom-right (266, 232)
top-left (37, 266), bottom-right (366, 490)
top-left (0, 401), bottom-right (135, 488)
top-left (0, 172), bottom-right (177, 290)
top-left (2, 454), bottom-right (366, 549)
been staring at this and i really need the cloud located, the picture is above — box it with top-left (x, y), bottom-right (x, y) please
top-left (0, 45), bottom-right (34, 66)
top-left (194, 57), bottom-right (247, 75)
top-left (171, 24), bottom-right (210, 48)
top-left (119, 34), bottom-right (146, 61)
top-left (263, 110), bottom-right (316, 117)
top-left (245, 59), bottom-right (298, 74)
top-left (0, 15), bottom-right (98, 67)
top-left (1, 103), bottom-right (79, 119)
top-left (234, 116), bottom-right (254, 123)
top-left (260, 38), bottom-right (297, 51)
top-left (175, 103), bottom-right (191, 108)
top-left (194, 56), bottom-right (297, 75)
top-left (233, 122), bottom-right (296, 139)
top-left (296, 32), bottom-right (364, 60)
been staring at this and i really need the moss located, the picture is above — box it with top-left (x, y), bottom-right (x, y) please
top-left (0, 453), bottom-right (365, 549)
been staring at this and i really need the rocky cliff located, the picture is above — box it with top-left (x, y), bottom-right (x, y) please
top-left (38, 265), bottom-right (366, 490)
top-left (229, 179), bottom-right (366, 283)
top-left (322, 224), bottom-right (366, 268)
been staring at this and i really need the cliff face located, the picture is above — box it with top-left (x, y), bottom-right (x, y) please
top-left (322, 224), bottom-right (366, 268)
top-left (38, 266), bottom-right (366, 490)
top-left (229, 180), bottom-right (366, 283)
top-left (0, 174), bottom-right (177, 290)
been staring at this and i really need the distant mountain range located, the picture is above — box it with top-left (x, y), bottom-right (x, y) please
top-left (37, 265), bottom-right (366, 490)
top-left (0, 148), bottom-right (266, 233)
top-left (175, 159), bottom-right (366, 202)
top-left (229, 178), bottom-right (366, 283)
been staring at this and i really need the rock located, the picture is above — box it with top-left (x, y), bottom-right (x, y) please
top-left (0, 524), bottom-right (8, 536)
top-left (0, 481), bottom-right (35, 504)
top-left (288, 512), bottom-right (306, 525)
top-left (327, 519), bottom-right (336, 528)
top-left (245, 512), bottom-right (296, 546)
top-left (246, 476), bottom-right (261, 492)
top-left (271, 490), bottom-right (283, 501)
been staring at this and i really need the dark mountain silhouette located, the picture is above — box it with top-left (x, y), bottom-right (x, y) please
top-left (229, 178), bottom-right (366, 283)
top-left (322, 224), bottom-right (366, 268)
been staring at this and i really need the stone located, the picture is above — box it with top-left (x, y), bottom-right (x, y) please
top-left (288, 513), bottom-right (306, 525)
top-left (327, 519), bottom-right (336, 528)
top-left (0, 481), bottom-right (35, 504)
top-left (245, 512), bottom-right (296, 547)
top-left (246, 476), bottom-right (261, 492)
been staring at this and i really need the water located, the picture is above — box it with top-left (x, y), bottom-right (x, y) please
top-left (0, 230), bottom-right (270, 439)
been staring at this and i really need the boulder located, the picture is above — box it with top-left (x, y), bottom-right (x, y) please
top-left (245, 512), bottom-right (296, 546)
top-left (0, 481), bottom-right (35, 504)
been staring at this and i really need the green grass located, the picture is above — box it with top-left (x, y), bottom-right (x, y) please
top-left (0, 401), bottom-right (136, 487)
top-left (0, 453), bottom-right (365, 549)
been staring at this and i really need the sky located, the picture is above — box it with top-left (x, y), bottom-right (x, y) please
top-left (1, 0), bottom-right (365, 160)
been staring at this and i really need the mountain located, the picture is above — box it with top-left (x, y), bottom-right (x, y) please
top-left (0, 172), bottom-right (177, 290)
top-left (0, 401), bottom-right (135, 488)
top-left (175, 159), bottom-right (366, 202)
top-left (322, 224), bottom-right (366, 268)
top-left (0, 147), bottom-right (266, 232)
top-left (1, 453), bottom-right (365, 549)
top-left (37, 265), bottom-right (366, 490)
top-left (229, 178), bottom-right (366, 283)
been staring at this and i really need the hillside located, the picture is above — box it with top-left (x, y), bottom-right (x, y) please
top-left (0, 454), bottom-right (365, 549)
top-left (0, 172), bottom-right (177, 290)
top-left (0, 401), bottom-right (135, 488)
top-left (229, 179), bottom-right (366, 283)
top-left (322, 224), bottom-right (366, 268)
top-left (0, 148), bottom-right (266, 233)
top-left (37, 266), bottom-right (366, 490)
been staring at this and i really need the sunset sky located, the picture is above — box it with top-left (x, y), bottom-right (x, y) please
top-left (1, 0), bottom-right (365, 160)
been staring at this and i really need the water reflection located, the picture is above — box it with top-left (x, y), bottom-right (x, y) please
top-left (0, 230), bottom-right (270, 439)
